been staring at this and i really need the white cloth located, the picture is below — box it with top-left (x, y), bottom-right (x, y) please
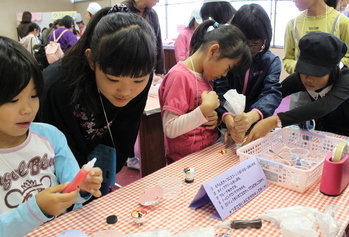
top-left (87, 2), bottom-right (102, 15)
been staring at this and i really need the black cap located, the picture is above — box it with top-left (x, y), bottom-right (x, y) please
top-left (106, 215), bottom-right (118, 224)
top-left (295, 32), bottom-right (347, 77)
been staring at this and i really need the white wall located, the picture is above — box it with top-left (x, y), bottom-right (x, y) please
top-left (1, 0), bottom-right (112, 40)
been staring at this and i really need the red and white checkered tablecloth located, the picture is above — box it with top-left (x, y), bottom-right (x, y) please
top-left (27, 142), bottom-right (349, 237)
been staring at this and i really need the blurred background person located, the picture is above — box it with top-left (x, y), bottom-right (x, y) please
top-left (174, 6), bottom-right (202, 62)
top-left (86, 2), bottom-right (102, 21)
top-left (41, 23), bottom-right (54, 46)
top-left (339, 0), bottom-right (349, 16)
top-left (19, 22), bottom-right (41, 57)
top-left (49, 15), bottom-right (78, 52)
top-left (74, 13), bottom-right (86, 38)
top-left (17, 11), bottom-right (32, 40)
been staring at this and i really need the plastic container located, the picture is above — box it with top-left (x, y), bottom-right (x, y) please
top-left (237, 128), bottom-right (346, 193)
top-left (158, 177), bottom-right (182, 199)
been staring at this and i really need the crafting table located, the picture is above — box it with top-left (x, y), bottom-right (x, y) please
top-left (28, 138), bottom-right (349, 236)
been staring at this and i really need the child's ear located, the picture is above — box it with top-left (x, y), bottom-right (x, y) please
top-left (85, 48), bottom-right (95, 71)
top-left (207, 44), bottom-right (220, 58)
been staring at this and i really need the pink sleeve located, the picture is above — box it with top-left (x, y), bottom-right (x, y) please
top-left (159, 65), bottom-right (197, 116)
top-left (222, 112), bottom-right (234, 121)
top-left (252, 108), bottom-right (263, 120)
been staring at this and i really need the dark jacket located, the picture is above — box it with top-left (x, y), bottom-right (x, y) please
top-left (215, 50), bottom-right (282, 120)
top-left (39, 61), bottom-right (152, 173)
top-left (122, 0), bottom-right (165, 74)
top-left (278, 68), bottom-right (349, 136)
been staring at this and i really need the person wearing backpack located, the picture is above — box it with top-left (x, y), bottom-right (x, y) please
top-left (49, 15), bottom-right (77, 53)
top-left (19, 23), bottom-right (40, 57)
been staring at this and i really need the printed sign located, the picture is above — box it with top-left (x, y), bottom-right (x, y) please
top-left (189, 157), bottom-right (268, 220)
top-left (52, 11), bottom-right (77, 20)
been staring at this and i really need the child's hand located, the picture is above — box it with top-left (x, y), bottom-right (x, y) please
top-left (200, 91), bottom-right (219, 117)
top-left (36, 183), bottom-right (79, 216)
top-left (233, 113), bottom-right (251, 134)
top-left (234, 111), bottom-right (261, 134)
top-left (244, 116), bottom-right (277, 145)
top-left (203, 110), bottom-right (219, 129)
top-left (79, 167), bottom-right (103, 197)
top-left (230, 130), bottom-right (246, 144)
top-left (223, 115), bottom-right (235, 142)
top-left (223, 115), bottom-right (245, 143)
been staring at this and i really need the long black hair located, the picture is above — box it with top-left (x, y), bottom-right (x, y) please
top-left (20, 11), bottom-right (32, 23)
top-left (189, 20), bottom-right (251, 73)
top-left (0, 36), bottom-right (43, 105)
top-left (61, 7), bottom-right (157, 114)
top-left (231, 3), bottom-right (272, 53)
top-left (200, 2), bottom-right (236, 24)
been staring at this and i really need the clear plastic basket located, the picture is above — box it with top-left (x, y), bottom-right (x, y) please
top-left (237, 128), bottom-right (346, 193)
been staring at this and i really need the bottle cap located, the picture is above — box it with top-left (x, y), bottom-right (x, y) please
top-left (84, 158), bottom-right (97, 171)
top-left (106, 215), bottom-right (118, 224)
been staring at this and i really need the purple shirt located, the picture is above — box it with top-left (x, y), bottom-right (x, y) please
top-left (49, 28), bottom-right (78, 52)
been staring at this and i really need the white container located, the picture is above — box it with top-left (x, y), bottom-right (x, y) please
top-left (237, 127), bottom-right (346, 193)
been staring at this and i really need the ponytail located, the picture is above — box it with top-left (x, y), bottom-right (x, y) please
top-left (189, 20), bottom-right (216, 56)
top-left (189, 20), bottom-right (251, 73)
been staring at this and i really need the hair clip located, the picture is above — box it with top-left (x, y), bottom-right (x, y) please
top-left (107, 4), bottom-right (129, 14)
top-left (207, 22), bottom-right (220, 32)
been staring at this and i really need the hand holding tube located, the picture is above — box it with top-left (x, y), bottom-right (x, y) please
top-left (62, 158), bottom-right (97, 193)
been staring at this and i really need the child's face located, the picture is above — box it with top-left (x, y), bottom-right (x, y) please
top-left (299, 73), bottom-right (330, 91)
top-left (248, 39), bottom-right (264, 57)
top-left (0, 78), bottom-right (39, 147)
top-left (94, 65), bottom-right (150, 107)
top-left (293, 0), bottom-right (313, 11)
top-left (203, 57), bottom-right (239, 81)
top-left (145, 0), bottom-right (159, 8)
top-left (85, 12), bottom-right (92, 21)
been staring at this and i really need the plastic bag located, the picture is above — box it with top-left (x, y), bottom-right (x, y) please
top-left (223, 89), bottom-right (245, 115)
top-left (259, 205), bottom-right (340, 237)
top-left (223, 89), bottom-right (246, 146)
top-left (124, 229), bottom-right (172, 237)
top-left (316, 205), bottom-right (340, 237)
top-left (173, 226), bottom-right (215, 237)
